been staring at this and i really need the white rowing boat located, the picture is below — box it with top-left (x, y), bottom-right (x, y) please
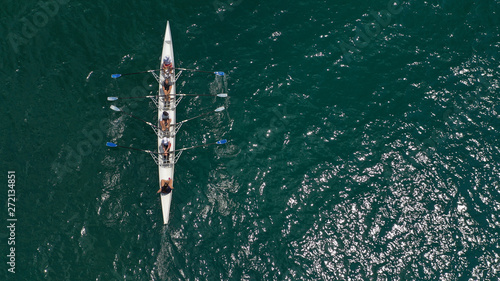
top-left (158, 21), bottom-right (176, 224)
top-left (107, 21), bottom-right (227, 225)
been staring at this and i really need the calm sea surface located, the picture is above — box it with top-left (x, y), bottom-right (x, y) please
top-left (1, 0), bottom-right (499, 280)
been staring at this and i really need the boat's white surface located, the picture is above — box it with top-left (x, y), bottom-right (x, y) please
top-left (158, 21), bottom-right (175, 224)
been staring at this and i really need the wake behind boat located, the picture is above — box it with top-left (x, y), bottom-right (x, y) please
top-left (107, 21), bottom-right (228, 224)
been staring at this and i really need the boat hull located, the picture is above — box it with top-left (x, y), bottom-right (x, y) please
top-left (158, 21), bottom-right (176, 224)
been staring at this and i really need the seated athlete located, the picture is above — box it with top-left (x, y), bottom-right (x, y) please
top-left (159, 111), bottom-right (171, 131)
top-left (157, 178), bottom-right (174, 194)
top-left (162, 57), bottom-right (173, 76)
top-left (162, 77), bottom-right (172, 103)
top-left (161, 137), bottom-right (171, 160)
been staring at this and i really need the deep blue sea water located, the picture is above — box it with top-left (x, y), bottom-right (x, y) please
top-left (1, 0), bottom-right (499, 280)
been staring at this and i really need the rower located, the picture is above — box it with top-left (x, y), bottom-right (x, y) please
top-left (162, 57), bottom-right (173, 76)
top-left (157, 178), bottom-right (174, 194)
top-left (159, 110), bottom-right (171, 132)
top-left (160, 137), bottom-right (171, 161)
top-left (162, 77), bottom-right (173, 104)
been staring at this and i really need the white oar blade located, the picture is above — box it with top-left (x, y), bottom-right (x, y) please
top-left (110, 105), bottom-right (121, 112)
top-left (215, 106), bottom-right (225, 112)
top-left (217, 93), bottom-right (228, 97)
top-left (107, 97), bottom-right (118, 101)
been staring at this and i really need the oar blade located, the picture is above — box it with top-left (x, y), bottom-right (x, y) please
top-left (107, 97), bottom-right (118, 101)
top-left (217, 93), bottom-right (228, 98)
top-left (214, 71), bottom-right (225, 76)
top-left (215, 106), bottom-right (225, 112)
top-left (216, 139), bottom-right (227, 145)
top-left (106, 142), bottom-right (118, 147)
top-left (111, 74), bottom-right (121, 78)
top-left (110, 105), bottom-right (121, 112)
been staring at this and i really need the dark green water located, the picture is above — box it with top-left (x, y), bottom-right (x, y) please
top-left (1, 0), bottom-right (499, 280)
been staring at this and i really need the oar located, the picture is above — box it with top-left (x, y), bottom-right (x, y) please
top-left (106, 142), bottom-right (154, 153)
top-left (175, 68), bottom-right (225, 76)
top-left (110, 105), bottom-right (158, 129)
top-left (111, 69), bottom-right (161, 78)
top-left (106, 139), bottom-right (227, 154)
top-left (107, 93), bottom-right (227, 101)
top-left (172, 139), bottom-right (227, 153)
top-left (111, 67), bottom-right (224, 79)
top-left (174, 107), bottom-right (225, 126)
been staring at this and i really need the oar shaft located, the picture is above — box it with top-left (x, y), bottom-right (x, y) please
top-left (116, 145), bottom-right (151, 153)
top-left (172, 142), bottom-right (219, 153)
top-left (107, 141), bottom-right (225, 155)
top-left (110, 93), bottom-right (225, 100)
top-left (112, 67), bottom-right (223, 78)
top-left (176, 111), bottom-right (212, 125)
top-left (174, 68), bottom-right (224, 76)
top-left (111, 69), bottom-right (162, 78)
top-left (127, 112), bottom-right (156, 128)
top-left (172, 107), bottom-right (224, 126)
top-left (175, 68), bottom-right (211, 74)
top-left (113, 107), bottom-right (157, 129)
top-left (120, 70), bottom-right (154, 76)
top-left (116, 95), bottom-right (158, 100)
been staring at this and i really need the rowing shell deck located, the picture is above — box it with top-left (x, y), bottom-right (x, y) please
top-left (158, 21), bottom-right (176, 224)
